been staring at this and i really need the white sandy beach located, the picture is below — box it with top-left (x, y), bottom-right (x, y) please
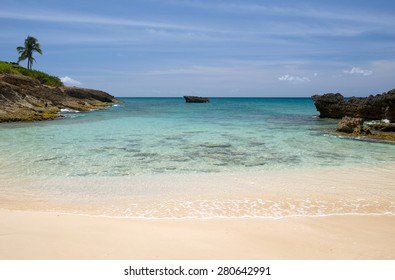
top-left (0, 209), bottom-right (394, 259)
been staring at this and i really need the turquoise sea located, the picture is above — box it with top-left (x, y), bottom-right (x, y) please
top-left (1, 98), bottom-right (395, 218)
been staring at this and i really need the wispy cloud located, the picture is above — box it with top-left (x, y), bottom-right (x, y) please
top-left (60, 76), bottom-right (82, 86)
top-left (278, 74), bottom-right (310, 82)
top-left (343, 67), bottom-right (373, 76)
top-left (0, 9), bottom-right (215, 32)
top-left (162, 0), bottom-right (395, 40)
top-left (165, 1), bottom-right (395, 26)
top-left (144, 65), bottom-right (235, 76)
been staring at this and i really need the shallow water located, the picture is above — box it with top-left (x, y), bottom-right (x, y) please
top-left (1, 98), bottom-right (394, 218)
top-left (1, 98), bottom-right (394, 177)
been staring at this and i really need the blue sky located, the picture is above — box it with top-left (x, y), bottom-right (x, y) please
top-left (1, 0), bottom-right (395, 97)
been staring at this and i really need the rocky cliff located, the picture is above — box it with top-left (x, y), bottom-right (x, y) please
top-left (0, 73), bottom-right (120, 122)
top-left (311, 89), bottom-right (395, 122)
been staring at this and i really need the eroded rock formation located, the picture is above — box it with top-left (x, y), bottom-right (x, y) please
top-left (336, 116), bottom-right (370, 135)
top-left (311, 89), bottom-right (395, 122)
top-left (0, 73), bottom-right (120, 122)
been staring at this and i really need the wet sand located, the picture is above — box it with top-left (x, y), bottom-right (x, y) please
top-left (1, 165), bottom-right (395, 218)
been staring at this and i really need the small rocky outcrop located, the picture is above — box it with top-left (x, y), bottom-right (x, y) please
top-left (311, 89), bottom-right (395, 121)
top-left (336, 116), bottom-right (370, 135)
top-left (184, 96), bottom-right (209, 103)
top-left (0, 73), bottom-right (120, 122)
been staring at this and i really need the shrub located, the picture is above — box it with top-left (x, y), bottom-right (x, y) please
top-left (0, 61), bottom-right (63, 87)
top-left (0, 61), bottom-right (13, 73)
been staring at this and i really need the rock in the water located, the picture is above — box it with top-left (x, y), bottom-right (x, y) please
top-left (184, 96), bottom-right (209, 103)
top-left (311, 89), bottom-right (395, 121)
top-left (311, 93), bottom-right (345, 118)
top-left (336, 116), bottom-right (370, 135)
top-left (336, 116), bottom-right (363, 133)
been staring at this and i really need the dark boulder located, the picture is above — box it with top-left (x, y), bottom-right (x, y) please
top-left (311, 93), bottom-right (345, 118)
top-left (184, 96), bottom-right (209, 103)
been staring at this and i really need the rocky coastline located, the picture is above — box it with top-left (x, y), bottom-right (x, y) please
top-left (0, 73), bottom-right (120, 122)
top-left (312, 88), bottom-right (395, 142)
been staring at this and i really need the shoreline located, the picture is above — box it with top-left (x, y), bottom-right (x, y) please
top-left (1, 208), bottom-right (394, 260)
top-left (1, 164), bottom-right (394, 218)
top-left (1, 164), bottom-right (394, 259)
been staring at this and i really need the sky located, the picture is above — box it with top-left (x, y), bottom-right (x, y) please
top-left (1, 0), bottom-right (395, 97)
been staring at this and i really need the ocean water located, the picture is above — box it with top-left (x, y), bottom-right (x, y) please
top-left (1, 98), bottom-right (395, 218)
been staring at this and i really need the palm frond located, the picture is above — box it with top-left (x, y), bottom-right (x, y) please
top-left (16, 36), bottom-right (43, 69)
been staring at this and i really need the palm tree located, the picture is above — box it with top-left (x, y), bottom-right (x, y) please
top-left (16, 36), bottom-right (43, 70)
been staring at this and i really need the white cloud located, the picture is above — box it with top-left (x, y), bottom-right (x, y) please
top-left (343, 67), bottom-right (373, 76)
top-left (60, 76), bottom-right (82, 86)
top-left (278, 74), bottom-right (310, 82)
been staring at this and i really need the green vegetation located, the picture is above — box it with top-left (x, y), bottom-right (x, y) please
top-left (0, 36), bottom-right (62, 87)
top-left (0, 61), bottom-right (63, 87)
top-left (16, 36), bottom-right (42, 70)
